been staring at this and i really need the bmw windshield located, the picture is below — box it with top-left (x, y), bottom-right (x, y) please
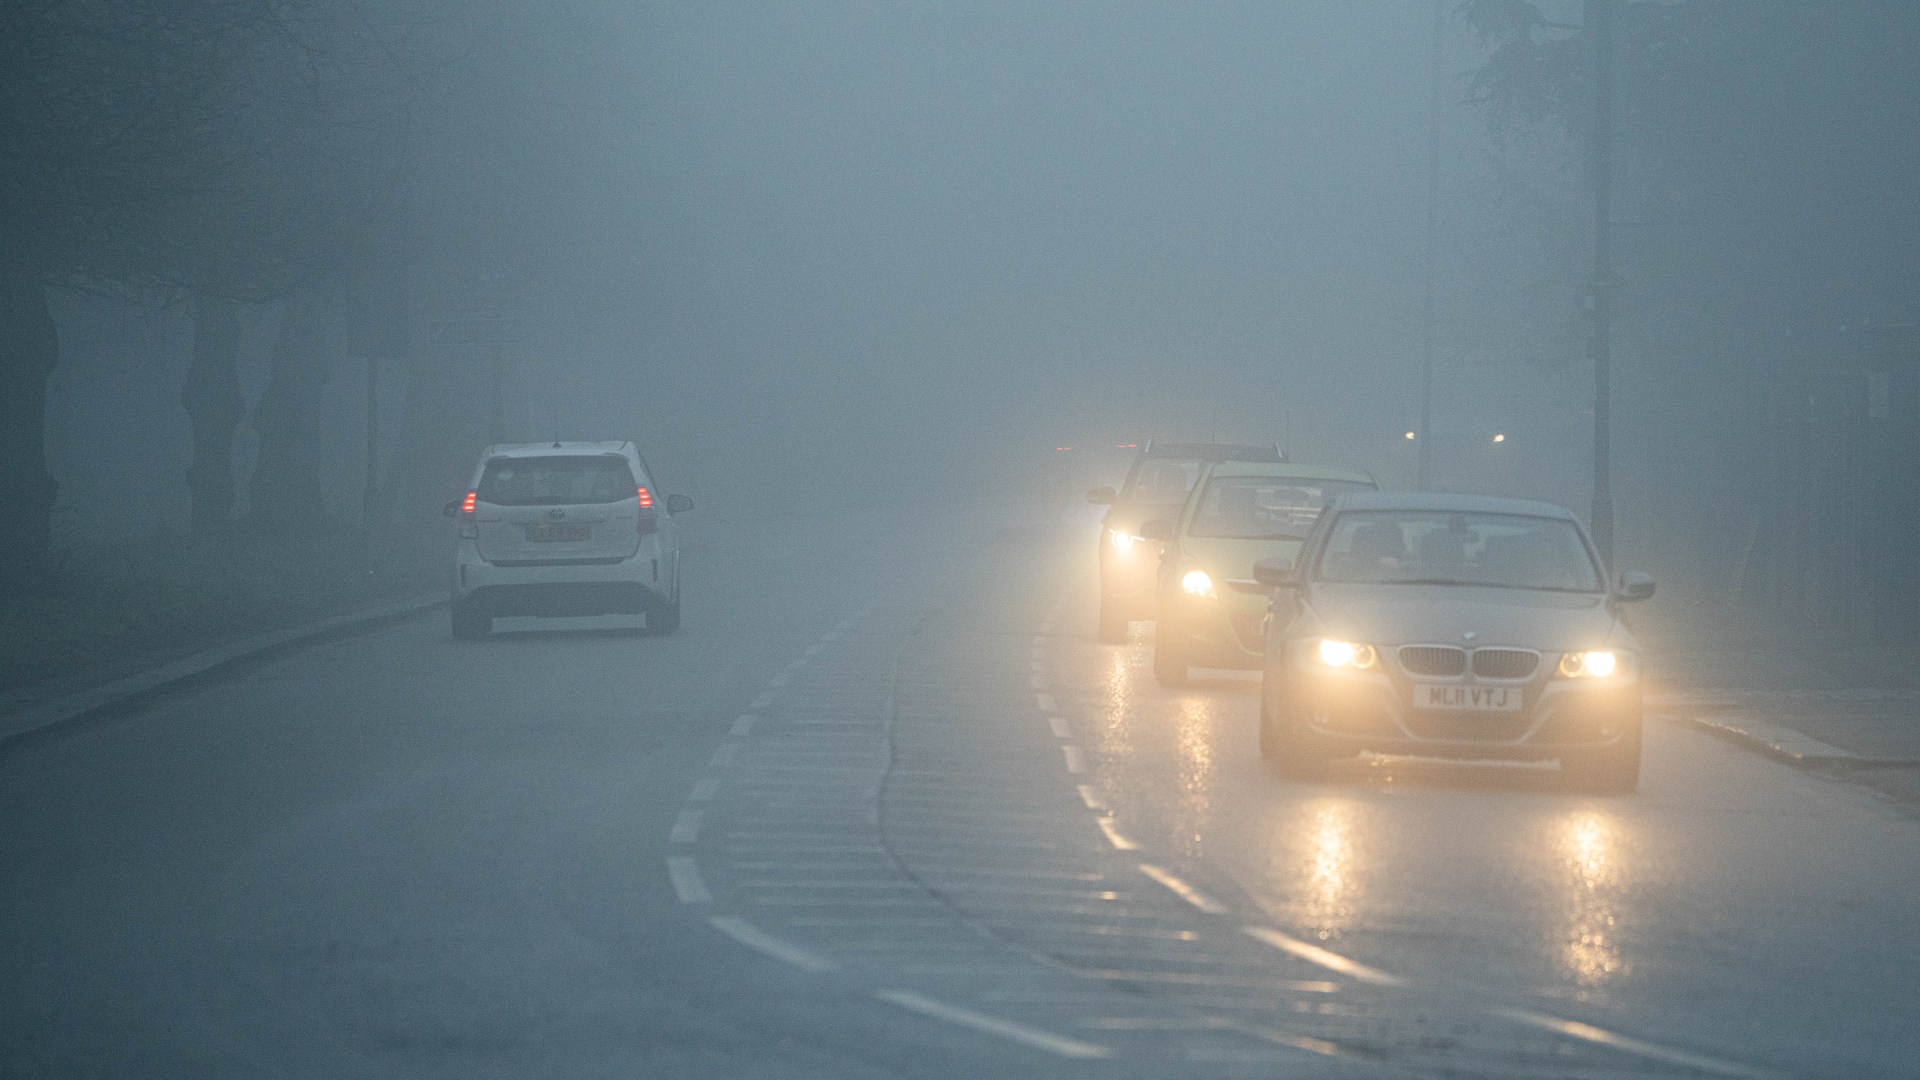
top-left (1313, 510), bottom-right (1605, 592)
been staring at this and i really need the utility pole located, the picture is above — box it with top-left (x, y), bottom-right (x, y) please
top-left (1417, 0), bottom-right (1445, 491)
top-left (1589, 0), bottom-right (1616, 569)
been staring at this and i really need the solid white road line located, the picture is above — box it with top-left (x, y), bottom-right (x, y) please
top-left (1061, 745), bottom-right (1086, 773)
top-left (874, 990), bottom-right (1110, 1059)
top-left (666, 856), bottom-right (711, 903)
top-left (1492, 1008), bottom-right (1779, 1079)
top-left (1048, 716), bottom-right (1072, 739)
top-left (669, 807), bottom-right (704, 845)
top-left (708, 742), bottom-right (740, 767)
top-left (729, 715), bottom-right (758, 737)
top-left (688, 778), bottom-right (720, 802)
top-left (707, 916), bottom-right (838, 972)
top-left (1243, 926), bottom-right (1405, 987)
top-left (1137, 863), bottom-right (1228, 915)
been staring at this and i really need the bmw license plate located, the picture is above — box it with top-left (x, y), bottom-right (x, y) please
top-left (1417, 684), bottom-right (1522, 712)
top-left (528, 522), bottom-right (590, 543)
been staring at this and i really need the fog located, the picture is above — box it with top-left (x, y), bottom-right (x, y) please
top-left (12, 0), bottom-right (1920, 626)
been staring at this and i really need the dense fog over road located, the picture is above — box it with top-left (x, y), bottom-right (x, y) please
top-left (7, 3), bottom-right (1920, 1077)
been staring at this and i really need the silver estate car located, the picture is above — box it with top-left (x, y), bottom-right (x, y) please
top-left (1245, 491), bottom-right (1654, 792)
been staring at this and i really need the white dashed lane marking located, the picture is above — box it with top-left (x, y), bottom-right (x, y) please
top-left (667, 855), bottom-right (711, 903)
top-left (1242, 926), bottom-right (1404, 987)
top-left (1061, 745), bottom-right (1086, 774)
top-left (708, 917), bottom-right (839, 972)
top-left (1137, 864), bottom-right (1228, 915)
top-left (1095, 817), bottom-right (1139, 851)
top-left (1047, 716), bottom-right (1071, 739)
top-left (669, 807), bottom-right (704, 845)
top-left (874, 990), bottom-right (1111, 1060)
top-left (1492, 1008), bottom-right (1781, 1079)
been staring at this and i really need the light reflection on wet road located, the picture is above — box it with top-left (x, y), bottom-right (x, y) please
top-left (4, 510), bottom-right (1916, 1077)
top-left (1052, 521), bottom-right (1920, 1075)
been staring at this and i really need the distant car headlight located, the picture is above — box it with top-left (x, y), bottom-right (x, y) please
top-left (1180, 569), bottom-right (1217, 598)
top-left (1316, 638), bottom-right (1377, 669)
top-left (1110, 530), bottom-right (1138, 553)
top-left (1557, 650), bottom-right (1619, 678)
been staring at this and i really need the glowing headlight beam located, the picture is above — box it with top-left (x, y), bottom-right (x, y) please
top-left (1317, 639), bottom-right (1376, 669)
top-left (1557, 650), bottom-right (1619, 678)
top-left (1180, 569), bottom-right (1216, 598)
top-left (1109, 530), bottom-right (1136, 553)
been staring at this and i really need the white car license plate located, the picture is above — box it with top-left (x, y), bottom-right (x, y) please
top-left (1417, 684), bottom-right (1522, 712)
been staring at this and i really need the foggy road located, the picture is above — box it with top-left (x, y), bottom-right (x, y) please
top-left (4, 505), bottom-right (1917, 1079)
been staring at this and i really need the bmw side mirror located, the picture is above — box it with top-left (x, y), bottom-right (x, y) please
top-left (1087, 486), bottom-right (1116, 505)
top-left (1615, 571), bottom-right (1655, 602)
top-left (1138, 518), bottom-right (1173, 541)
top-left (1252, 557), bottom-right (1298, 588)
top-left (666, 493), bottom-right (694, 514)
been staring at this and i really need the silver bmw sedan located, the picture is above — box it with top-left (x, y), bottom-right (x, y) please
top-left (1243, 491), bottom-right (1654, 792)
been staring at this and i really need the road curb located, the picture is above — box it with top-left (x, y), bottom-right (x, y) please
top-left (1681, 714), bottom-right (1920, 772)
top-left (0, 593), bottom-right (445, 752)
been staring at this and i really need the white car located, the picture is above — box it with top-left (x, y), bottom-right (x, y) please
top-left (446, 441), bottom-right (690, 639)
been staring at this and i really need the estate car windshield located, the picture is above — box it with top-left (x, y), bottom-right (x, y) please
top-left (1313, 510), bottom-right (1604, 592)
top-left (1119, 459), bottom-right (1203, 506)
top-left (477, 455), bottom-right (638, 506)
top-left (1187, 476), bottom-right (1373, 540)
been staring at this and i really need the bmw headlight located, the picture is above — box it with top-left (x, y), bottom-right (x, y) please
top-left (1180, 569), bottom-right (1217, 598)
top-left (1316, 639), bottom-right (1377, 669)
top-left (1557, 650), bottom-right (1620, 678)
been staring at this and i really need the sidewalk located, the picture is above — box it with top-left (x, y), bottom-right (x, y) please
top-left (1642, 615), bottom-right (1920, 804)
top-left (0, 593), bottom-right (443, 751)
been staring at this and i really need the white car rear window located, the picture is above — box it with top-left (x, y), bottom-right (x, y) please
top-left (478, 456), bottom-right (637, 506)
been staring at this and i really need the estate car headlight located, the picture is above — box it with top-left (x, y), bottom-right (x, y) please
top-left (1556, 649), bottom-right (1619, 678)
top-left (1110, 530), bottom-right (1138, 553)
top-left (1180, 569), bottom-right (1217, 599)
top-left (1316, 639), bottom-right (1378, 669)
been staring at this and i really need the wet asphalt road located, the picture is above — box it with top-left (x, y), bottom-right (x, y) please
top-left (3, 503), bottom-right (1917, 1079)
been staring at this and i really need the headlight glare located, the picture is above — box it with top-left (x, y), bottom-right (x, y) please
top-left (1110, 530), bottom-right (1137, 553)
top-left (1558, 649), bottom-right (1619, 678)
top-left (1180, 569), bottom-right (1216, 598)
top-left (1316, 639), bottom-right (1376, 669)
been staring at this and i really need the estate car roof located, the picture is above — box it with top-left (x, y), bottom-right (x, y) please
top-left (1204, 462), bottom-right (1376, 485)
top-left (1327, 490), bottom-right (1582, 521)
top-left (484, 441), bottom-right (632, 458)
